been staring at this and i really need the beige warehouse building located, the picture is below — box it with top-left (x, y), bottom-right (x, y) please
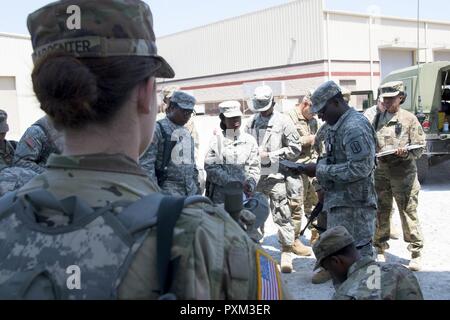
top-left (157, 0), bottom-right (450, 113)
top-left (1, 0), bottom-right (450, 138)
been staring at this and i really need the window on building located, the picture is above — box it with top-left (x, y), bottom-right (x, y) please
top-left (0, 77), bottom-right (16, 91)
top-left (339, 80), bottom-right (357, 89)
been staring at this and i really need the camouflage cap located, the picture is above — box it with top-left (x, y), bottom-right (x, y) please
top-left (0, 109), bottom-right (9, 133)
top-left (312, 226), bottom-right (355, 270)
top-left (379, 81), bottom-right (405, 98)
top-left (27, 0), bottom-right (174, 78)
top-left (311, 81), bottom-right (342, 114)
top-left (251, 85), bottom-right (274, 112)
top-left (219, 101), bottom-right (243, 118)
top-left (170, 91), bottom-right (196, 110)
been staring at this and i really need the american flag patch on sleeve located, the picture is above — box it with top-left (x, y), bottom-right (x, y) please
top-left (256, 249), bottom-right (282, 300)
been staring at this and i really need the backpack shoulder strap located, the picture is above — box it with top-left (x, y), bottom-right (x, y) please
top-left (156, 195), bottom-right (212, 299)
top-left (156, 196), bottom-right (186, 299)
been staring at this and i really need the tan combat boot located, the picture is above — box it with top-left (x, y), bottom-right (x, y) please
top-left (310, 229), bottom-right (320, 246)
top-left (280, 246), bottom-right (293, 273)
top-left (311, 268), bottom-right (331, 284)
top-left (292, 239), bottom-right (312, 256)
top-left (409, 253), bottom-right (422, 271)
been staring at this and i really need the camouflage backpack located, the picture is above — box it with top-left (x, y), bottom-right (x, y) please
top-left (0, 189), bottom-right (211, 300)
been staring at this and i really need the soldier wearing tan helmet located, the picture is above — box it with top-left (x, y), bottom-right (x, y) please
top-left (244, 85), bottom-right (303, 273)
top-left (373, 81), bottom-right (425, 271)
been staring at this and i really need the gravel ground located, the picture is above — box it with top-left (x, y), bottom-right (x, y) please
top-left (193, 115), bottom-right (450, 300)
top-left (262, 160), bottom-right (450, 300)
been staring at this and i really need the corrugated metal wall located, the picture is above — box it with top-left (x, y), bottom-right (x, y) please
top-left (157, 0), bottom-right (325, 80)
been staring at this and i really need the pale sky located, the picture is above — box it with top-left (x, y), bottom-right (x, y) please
top-left (0, 0), bottom-right (448, 37)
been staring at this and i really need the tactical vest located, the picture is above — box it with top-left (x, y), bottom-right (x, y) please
top-left (0, 189), bottom-right (211, 300)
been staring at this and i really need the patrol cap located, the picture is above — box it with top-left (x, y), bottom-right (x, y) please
top-left (311, 81), bottom-right (342, 114)
top-left (170, 91), bottom-right (196, 110)
top-left (219, 101), bottom-right (243, 118)
top-left (0, 109), bottom-right (9, 133)
top-left (312, 226), bottom-right (355, 270)
top-left (27, 0), bottom-right (175, 79)
top-left (251, 85), bottom-right (274, 112)
top-left (379, 81), bottom-right (405, 98)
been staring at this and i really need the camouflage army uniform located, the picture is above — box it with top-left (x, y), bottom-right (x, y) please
top-left (373, 108), bottom-right (425, 256)
top-left (0, 140), bottom-right (15, 169)
top-left (140, 117), bottom-right (200, 196)
top-left (333, 257), bottom-right (424, 300)
top-left (13, 116), bottom-right (63, 174)
top-left (0, 154), bottom-right (288, 300)
top-left (316, 108), bottom-right (377, 258)
top-left (0, 166), bottom-right (37, 196)
top-left (204, 130), bottom-right (260, 204)
top-left (287, 107), bottom-right (319, 237)
top-left (245, 111), bottom-right (302, 247)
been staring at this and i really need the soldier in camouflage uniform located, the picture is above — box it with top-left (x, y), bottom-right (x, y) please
top-left (313, 226), bottom-right (423, 300)
top-left (0, 110), bottom-right (38, 197)
top-left (159, 86), bottom-right (205, 194)
top-left (301, 81), bottom-right (377, 259)
top-left (0, 110), bottom-right (15, 169)
top-left (286, 92), bottom-right (319, 255)
top-left (0, 0), bottom-right (288, 300)
top-left (364, 92), bottom-right (401, 241)
top-left (204, 101), bottom-right (260, 204)
top-left (140, 91), bottom-right (201, 196)
top-left (245, 85), bottom-right (302, 273)
top-left (13, 116), bottom-right (63, 174)
top-left (373, 81), bottom-right (425, 271)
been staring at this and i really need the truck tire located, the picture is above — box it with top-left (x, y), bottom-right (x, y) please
top-left (416, 156), bottom-right (429, 184)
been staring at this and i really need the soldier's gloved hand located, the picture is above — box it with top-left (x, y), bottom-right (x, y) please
top-left (395, 147), bottom-right (409, 158)
top-left (238, 209), bottom-right (256, 231)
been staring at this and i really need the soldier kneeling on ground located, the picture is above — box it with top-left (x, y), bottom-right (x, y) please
top-left (313, 226), bottom-right (424, 300)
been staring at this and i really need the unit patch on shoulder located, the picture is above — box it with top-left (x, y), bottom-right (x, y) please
top-left (256, 249), bottom-right (282, 300)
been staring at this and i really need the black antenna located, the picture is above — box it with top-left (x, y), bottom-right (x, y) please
top-left (417, 0), bottom-right (423, 114)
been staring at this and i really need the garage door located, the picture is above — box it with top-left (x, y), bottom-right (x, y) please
top-left (434, 51), bottom-right (450, 62)
top-left (379, 49), bottom-right (414, 80)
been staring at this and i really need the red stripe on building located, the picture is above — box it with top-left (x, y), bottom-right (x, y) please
top-left (180, 71), bottom-right (381, 91)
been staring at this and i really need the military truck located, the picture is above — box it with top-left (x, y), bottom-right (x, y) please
top-left (380, 61), bottom-right (450, 182)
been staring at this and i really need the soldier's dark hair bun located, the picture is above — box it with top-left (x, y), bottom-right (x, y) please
top-left (32, 52), bottom-right (98, 129)
top-left (32, 51), bottom-right (157, 129)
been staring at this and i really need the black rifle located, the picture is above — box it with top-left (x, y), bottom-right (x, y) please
top-left (300, 202), bottom-right (324, 236)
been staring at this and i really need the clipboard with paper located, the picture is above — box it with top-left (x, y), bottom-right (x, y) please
top-left (376, 144), bottom-right (425, 158)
